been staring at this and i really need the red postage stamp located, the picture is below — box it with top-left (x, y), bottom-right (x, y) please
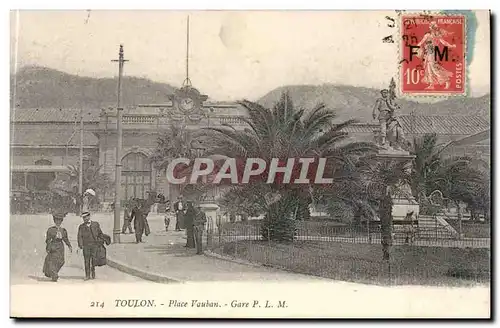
top-left (400, 14), bottom-right (466, 96)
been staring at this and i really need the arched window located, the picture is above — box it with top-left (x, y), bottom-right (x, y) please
top-left (121, 152), bottom-right (151, 201)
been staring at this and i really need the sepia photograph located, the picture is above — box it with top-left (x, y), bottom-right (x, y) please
top-left (9, 9), bottom-right (491, 318)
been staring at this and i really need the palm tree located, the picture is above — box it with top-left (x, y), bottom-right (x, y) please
top-left (200, 92), bottom-right (377, 241)
top-left (50, 164), bottom-right (110, 195)
top-left (217, 185), bottom-right (264, 221)
top-left (49, 164), bottom-right (112, 212)
top-left (150, 124), bottom-right (199, 170)
top-left (150, 124), bottom-right (208, 200)
top-left (357, 156), bottom-right (412, 259)
top-left (411, 133), bottom-right (484, 214)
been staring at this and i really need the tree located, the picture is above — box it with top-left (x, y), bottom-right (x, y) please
top-left (150, 124), bottom-right (209, 200)
top-left (218, 186), bottom-right (264, 220)
top-left (150, 124), bottom-right (199, 170)
top-left (411, 134), bottom-right (484, 215)
top-left (200, 92), bottom-right (377, 241)
top-left (49, 164), bottom-right (113, 211)
top-left (358, 156), bottom-right (412, 259)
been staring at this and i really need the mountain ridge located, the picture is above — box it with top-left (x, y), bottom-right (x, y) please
top-left (257, 85), bottom-right (490, 123)
top-left (11, 66), bottom-right (490, 123)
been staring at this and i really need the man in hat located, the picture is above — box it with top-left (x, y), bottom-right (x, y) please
top-left (77, 211), bottom-right (104, 280)
top-left (183, 201), bottom-right (196, 248)
top-left (122, 197), bottom-right (134, 234)
top-left (131, 199), bottom-right (149, 243)
top-left (193, 203), bottom-right (207, 255)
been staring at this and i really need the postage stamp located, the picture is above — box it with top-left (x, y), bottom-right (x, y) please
top-left (400, 14), bottom-right (466, 96)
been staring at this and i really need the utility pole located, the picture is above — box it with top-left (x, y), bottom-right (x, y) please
top-left (112, 44), bottom-right (128, 244)
top-left (79, 108), bottom-right (84, 199)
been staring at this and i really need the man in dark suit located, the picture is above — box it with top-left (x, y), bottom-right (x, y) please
top-left (173, 195), bottom-right (186, 231)
top-left (131, 199), bottom-right (143, 243)
top-left (184, 201), bottom-right (196, 248)
top-left (122, 197), bottom-right (134, 234)
top-left (77, 212), bottom-right (104, 280)
top-left (193, 204), bottom-right (207, 255)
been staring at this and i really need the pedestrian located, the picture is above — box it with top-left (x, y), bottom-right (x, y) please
top-left (122, 198), bottom-right (134, 234)
top-left (132, 199), bottom-right (147, 243)
top-left (157, 194), bottom-right (171, 232)
top-left (404, 211), bottom-right (416, 245)
top-left (82, 188), bottom-right (96, 214)
top-left (174, 195), bottom-right (186, 231)
top-left (71, 196), bottom-right (78, 215)
top-left (164, 214), bottom-right (171, 232)
top-left (193, 204), bottom-right (207, 255)
top-left (77, 211), bottom-right (104, 280)
top-left (43, 211), bottom-right (72, 282)
top-left (184, 201), bottom-right (196, 248)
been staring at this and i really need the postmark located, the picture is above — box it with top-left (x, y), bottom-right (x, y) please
top-left (400, 14), bottom-right (466, 96)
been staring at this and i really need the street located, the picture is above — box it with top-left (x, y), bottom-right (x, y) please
top-left (10, 213), bottom-right (149, 285)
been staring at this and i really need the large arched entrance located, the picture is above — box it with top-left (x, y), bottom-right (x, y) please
top-left (121, 152), bottom-right (152, 201)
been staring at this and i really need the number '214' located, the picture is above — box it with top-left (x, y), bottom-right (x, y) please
top-left (405, 68), bottom-right (422, 85)
top-left (90, 301), bottom-right (104, 308)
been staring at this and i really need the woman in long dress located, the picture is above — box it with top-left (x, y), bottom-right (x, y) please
top-left (417, 21), bottom-right (456, 90)
top-left (43, 212), bottom-right (72, 281)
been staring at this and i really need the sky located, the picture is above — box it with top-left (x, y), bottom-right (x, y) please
top-left (10, 10), bottom-right (490, 101)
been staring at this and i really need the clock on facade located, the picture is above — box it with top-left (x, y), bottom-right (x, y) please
top-left (179, 97), bottom-right (195, 111)
top-left (168, 86), bottom-right (208, 119)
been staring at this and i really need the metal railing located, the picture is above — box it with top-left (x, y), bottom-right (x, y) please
top-left (123, 115), bottom-right (157, 124)
top-left (205, 219), bottom-right (490, 285)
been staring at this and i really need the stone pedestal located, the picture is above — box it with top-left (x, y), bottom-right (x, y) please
top-left (378, 149), bottom-right (420, 219)
top-left (376, 148), bottom-right (419, 260)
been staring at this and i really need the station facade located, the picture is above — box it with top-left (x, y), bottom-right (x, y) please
top-left (10, 85), bottom-right (490, 206)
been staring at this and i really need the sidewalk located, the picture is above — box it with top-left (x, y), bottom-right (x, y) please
top-left (95, 213), bottom-right (330, 283)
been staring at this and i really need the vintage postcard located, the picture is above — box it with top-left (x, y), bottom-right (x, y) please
top-left (9, 10), bottom-right (491, 318)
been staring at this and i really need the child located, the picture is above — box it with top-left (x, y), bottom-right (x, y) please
top-left (157, 194), bottom-right (171, 232)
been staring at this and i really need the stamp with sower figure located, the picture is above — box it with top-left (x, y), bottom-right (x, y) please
top-left (400, 14), bottom-right (466, 96)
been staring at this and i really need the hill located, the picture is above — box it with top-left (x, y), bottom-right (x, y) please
top-left (258, 84), bottom-right (491, 123)
top-left (10, 66), bottom-right (177, 109)
top-left (10, 66), bottom-right (491, 124)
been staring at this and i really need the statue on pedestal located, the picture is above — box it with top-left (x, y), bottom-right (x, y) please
top-left (372, 78), bottom-right (411, 152)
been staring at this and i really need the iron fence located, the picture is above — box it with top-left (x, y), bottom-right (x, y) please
top-left (205, 219), bottom-right (491, 285)
top-left (207, 219), bottom-right (490, 248)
